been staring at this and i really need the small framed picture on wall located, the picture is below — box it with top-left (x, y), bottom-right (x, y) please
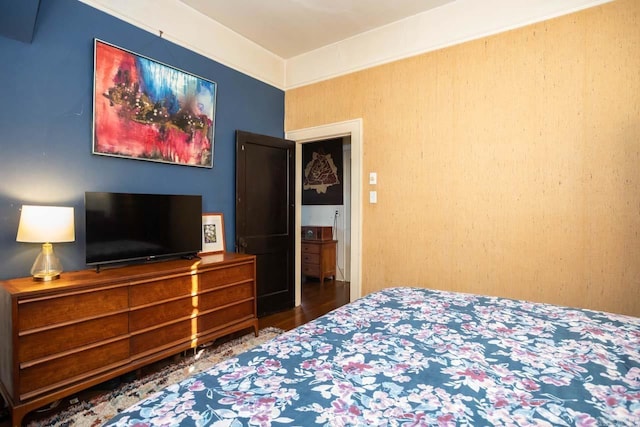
top-left (201, 213), bottom-right (225, 254)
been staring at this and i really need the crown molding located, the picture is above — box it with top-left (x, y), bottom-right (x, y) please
top-left (78, 0), bottom-right (613, 91)
top-left (284, 0), bottom-right (614, 89)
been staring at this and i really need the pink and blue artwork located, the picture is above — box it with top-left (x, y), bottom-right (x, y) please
top-left (93, 39), bottom-right (216, 168)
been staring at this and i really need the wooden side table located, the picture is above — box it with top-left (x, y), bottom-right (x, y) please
top-left (301, 239), bottom-right (337, 282)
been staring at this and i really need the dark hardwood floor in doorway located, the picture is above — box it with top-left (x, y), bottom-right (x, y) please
top-left (260, 279), bottom-right (351, 330)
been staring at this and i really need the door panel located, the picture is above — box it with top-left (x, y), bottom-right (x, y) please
top-left (236, 131), bottom-right (295, 316)
top-left (245, 143), bottom-right (289, 236)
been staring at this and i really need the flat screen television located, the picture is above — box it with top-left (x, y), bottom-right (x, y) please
top-left (85, 192), bottom-right (202, 268)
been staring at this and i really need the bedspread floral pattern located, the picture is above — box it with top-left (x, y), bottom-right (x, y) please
top-left (105, 287), bottom-right (640, 426)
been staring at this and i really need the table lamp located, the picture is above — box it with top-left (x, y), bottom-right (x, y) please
top-left (16, 205), bottom-right (75, 281)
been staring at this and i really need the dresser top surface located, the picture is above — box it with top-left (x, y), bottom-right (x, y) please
top-left (1, 252), bottom-right (255, 296)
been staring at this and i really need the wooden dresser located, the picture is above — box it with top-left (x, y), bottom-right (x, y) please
top-left (301, 239), bottom-right (337, 282)
top-left (0, 253), bottom-right (257, 427)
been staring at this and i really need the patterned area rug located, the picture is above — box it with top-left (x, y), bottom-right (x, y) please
top-left (26, 327), bottom-right (283, 427)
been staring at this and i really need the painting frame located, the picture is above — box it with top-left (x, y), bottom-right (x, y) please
top-left (201, 213), bottom-right (225, 254)
top-left (93, 39), bottom-right (217, 168)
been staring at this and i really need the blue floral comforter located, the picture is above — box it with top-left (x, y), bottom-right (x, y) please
top-left (105, 287), bottom-right (640, 426)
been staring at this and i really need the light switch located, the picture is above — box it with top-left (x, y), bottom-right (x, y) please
top-left (369, 172), bottom-right (377, 185)
top-left (369, 190), bottom-right (377, 204)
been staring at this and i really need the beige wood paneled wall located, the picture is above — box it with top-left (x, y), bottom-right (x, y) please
top-left (285, 0), bottom-right (640, 316)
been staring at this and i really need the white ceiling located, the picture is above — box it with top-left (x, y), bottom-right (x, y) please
top-left (179, 0), bottom-right (454, 59)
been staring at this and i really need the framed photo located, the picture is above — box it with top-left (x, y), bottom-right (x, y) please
top-left (93, 39), bottom-right (217, 168)
top-left (201, 213), bottom-right (225, 254)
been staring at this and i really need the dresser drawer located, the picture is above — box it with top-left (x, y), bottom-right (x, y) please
top-left (129, 264), bottom-right (253, 307)
top-left (130, 282), bottom-right (255, 331)
top-left (129, 274), bottom-right (195, 307)
top-left (302, 253), bottom-right (320, 265)
top-left (130, 300), bottom-right (255, 356)
top-left (302, 243), bottom-right (320, 254)
top-left (302, 264), bottom-right (321, 276)
top-left (18, 313), bottom-right (128, 363)
top-left (18, 287), bottom-right (128, 331)
top-left (199, 264), bottom-right (254, 290)
top-left (19, 338), bottom-right (129, 399)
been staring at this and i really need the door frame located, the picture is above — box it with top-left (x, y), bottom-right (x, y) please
top-left (286, 118), bottom-right (363, 305)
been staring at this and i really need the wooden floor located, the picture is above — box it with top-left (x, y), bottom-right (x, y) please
top-left (0, 279), bottom-right (350, 426)
top-left (260, 279), bottom-right (351, 331)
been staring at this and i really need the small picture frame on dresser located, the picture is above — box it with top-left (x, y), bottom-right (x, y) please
top-left (201, 213), bottom-right (225, 254)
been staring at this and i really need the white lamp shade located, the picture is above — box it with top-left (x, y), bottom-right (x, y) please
top-left (16, 205), bottom-right (75, 243)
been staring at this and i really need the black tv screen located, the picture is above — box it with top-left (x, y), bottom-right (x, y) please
top-left (85, 192), bottom-right (202, 266)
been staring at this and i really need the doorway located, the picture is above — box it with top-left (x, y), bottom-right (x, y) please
top-left (301, 137), bottom-right (351, 283)
top-left (286, 118), bottom-right (363, 305)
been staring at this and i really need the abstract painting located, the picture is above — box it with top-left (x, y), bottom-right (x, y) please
top-left (302, 138), bottom-right (344, 205)
top-left (93, 39), bottom-right (216, 168)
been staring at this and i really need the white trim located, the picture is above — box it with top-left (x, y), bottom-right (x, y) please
top-left (285, 0), bottom-right (613, 89)
top-left (286, 119), bottom-right (363, 305)
top-left (79, 0), bottom-right (611, 90)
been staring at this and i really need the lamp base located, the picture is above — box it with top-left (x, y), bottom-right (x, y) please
top-left (32, 271), bottom-right (61, 281)
top-left (30, 242), bottom-right (64, 282)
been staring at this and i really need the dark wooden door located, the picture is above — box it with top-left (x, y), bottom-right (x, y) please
top-left (236, 131), bottom-right (295, 317)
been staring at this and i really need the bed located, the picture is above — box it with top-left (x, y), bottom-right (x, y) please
top-left (104, 287), bottom-right (640, 426)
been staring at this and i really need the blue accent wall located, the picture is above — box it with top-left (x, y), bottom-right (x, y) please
top-left (0, 0), bottom-right (284, 279)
